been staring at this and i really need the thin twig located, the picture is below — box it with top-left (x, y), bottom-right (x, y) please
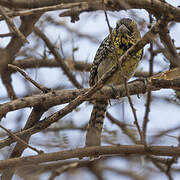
top-left (0, 124), bottom-right (43, 154)
top-left (0, 32), bottom-right (14, 38)
top-left (0, 6), bottom-right (28, 44)
top-left (124, 80), bottom-right (142, 139)
top-left (158, 20), bottom-right (180, 68)
top-left (34, 27), bottom-right (82, 89)
top-left (0, 2), bottom-right (84, 21)
top-left (48, 162), bottom-right (78, 180)
top-left (142, 15), bottom-right (154, 144)
top-left (103, 166), bottom-right (145, 180)
top-left (151, 158), bottom-right (173, 180)
top-left (1, 69), bottom-right (17, 100)
top-left (1, 106), bottom-right (46, 180)
top-left (8, 64), bottom-right (50, 93)
top-left (106, 112), bottom-right (138, 143)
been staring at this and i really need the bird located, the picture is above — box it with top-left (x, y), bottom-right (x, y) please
top-left (85, 18), bottom-right (143, 150)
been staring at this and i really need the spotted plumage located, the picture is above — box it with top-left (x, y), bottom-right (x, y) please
top-left (86, 18), bottom-right (143, 149)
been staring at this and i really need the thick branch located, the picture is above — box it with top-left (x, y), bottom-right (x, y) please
top-left (1, 76), bottom-right (180, 120)
top-left (1, 145), bottom-right (180, 170)
top-left (0, 0), bottom-right (180, 22)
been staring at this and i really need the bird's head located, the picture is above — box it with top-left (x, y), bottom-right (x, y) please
top-left (115, 18), bottom-right (141, 39)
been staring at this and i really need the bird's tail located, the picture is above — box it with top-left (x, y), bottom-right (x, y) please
top-left (86, 100), bottom-right (108, 147)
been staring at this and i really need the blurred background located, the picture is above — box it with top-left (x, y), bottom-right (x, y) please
top-left (0, 0), bottom-right (180, 179)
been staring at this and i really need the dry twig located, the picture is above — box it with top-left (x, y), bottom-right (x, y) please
top-left (8, 64), bottom-right (50, 93)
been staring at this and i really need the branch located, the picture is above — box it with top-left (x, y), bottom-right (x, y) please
top-left (1, 106), bottom-right (45, 180)
top-left (0, 124), bottom-right (42, 154)
top-left (158, 22), bottom-right (180, 68)
top-left (0, 6), bottom-right (28, 44)
top-left (1, 1), bottom-right (180, 23)
top-left (6, 14), bottom-right (41, 64)
top-left (12, 58), bottom-right (151, 78)
top-left (0, 14), bottom-right (41, 99)
top-left (106, 112), bottom-right (138, 143)
top-left (1, 145), bottom-right (180, 170)
top-left (0, 32), bottom-right (14, 37)
top-left (48, 162), bottom-right (78, 180)
top-left (0, 75), bottom-right (180, 149)
top-left (8, 64), bottom-right (50, 93)
top-left (0, 0), bottom-right (71, 9)
top-left (0, 2), bottom-right (91, 20)
top-left (142, 18), bottom-right (154, 145)
top-left (1, 69), bottom-right (17, 100)
top-left (1, 73), bottom-right (180, 120)
top-left (34, 27), bottom-right (82, 89)
top-left (103, 166), bottom-right (146, 180)
top-left (12, 58), bottom-right (91, 71)
top-left (59, 0), bottom-right (180, 22)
